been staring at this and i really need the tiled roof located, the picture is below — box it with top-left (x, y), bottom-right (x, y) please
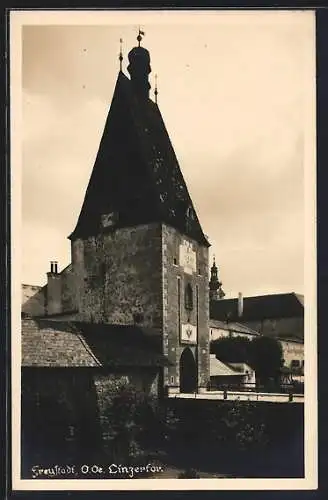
top-left (21, 319), bottom-right (99, 367)
top-left (70, 71), bottom-right (209, 246)
top-left (210, 293), bottom-right (304, 322)
top-left (21, 319), bottom-right (170, 368)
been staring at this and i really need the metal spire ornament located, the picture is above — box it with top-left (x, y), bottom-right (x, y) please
top-left (119, 38), bottom-right (123, 71)
top-left (154, 74), bottom-right (158, 103)
top-left (137, 27), bottom-right (145, 46)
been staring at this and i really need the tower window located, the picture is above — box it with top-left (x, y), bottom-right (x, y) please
top-left (185, 283), bottom-right (193, 311)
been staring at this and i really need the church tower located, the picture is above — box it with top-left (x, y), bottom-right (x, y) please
top-left (209, 256), bottom-right (225, 301)
top-left (69, 33), bottom-right (211, 393)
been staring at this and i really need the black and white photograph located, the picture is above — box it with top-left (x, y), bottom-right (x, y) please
top-left (10, 9), bottom-right (317, 490)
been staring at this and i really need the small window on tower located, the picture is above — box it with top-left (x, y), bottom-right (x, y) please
top-left (185, 283), bottom-right (193, 311)
top-left (173, 258), bottom-right (177, 265)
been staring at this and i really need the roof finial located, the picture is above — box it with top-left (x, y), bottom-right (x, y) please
top-left (119, 38), bottom-right (123, 71)
top-left (137, 27), bottom-right (145, 47)
top-left (213, 254), bottom-right (216, 265)
top-left (154, 73), bottom-right (158, 103)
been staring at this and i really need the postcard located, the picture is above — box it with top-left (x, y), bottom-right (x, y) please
top-left (10, 8), bottom-right (317, 491)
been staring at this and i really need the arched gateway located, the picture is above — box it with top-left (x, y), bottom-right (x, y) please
top-left (179, 347), bottom-right (198, 393)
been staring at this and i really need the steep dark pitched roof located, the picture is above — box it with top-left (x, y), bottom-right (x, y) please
top-left (210, 293), bottom-right (304, 322)
top-left (22, 318), bottom-right (170, 368)
top-left (69, 71), bottom-right (209, 247)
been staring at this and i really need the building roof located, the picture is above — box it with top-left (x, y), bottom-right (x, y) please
top-left (22, 284), bottom-right (43, 291)
top-left (277, 336), bottom-right (304, 345)
top-left (209, 355), bottom-right (243, 377)
top-left (70, 70), bottom-right (209, 247)
top-left (209, 319), bottom-right (260, 336)
top-left (227, 362), bottom-right (254, 374)
top-left (21, 318), bottom-right (170, 368)
top-left (210, 293), bottom-right (304, 322)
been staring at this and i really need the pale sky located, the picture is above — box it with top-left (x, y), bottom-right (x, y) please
top-left (19, 11), bottom-right (315, 298)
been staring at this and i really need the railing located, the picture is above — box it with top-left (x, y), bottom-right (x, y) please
top-left (208, 382), bottom-right (304, 395)
top-left (166, 386), bottom-right (304, 403)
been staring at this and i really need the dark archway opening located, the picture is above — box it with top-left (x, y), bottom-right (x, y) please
top-left (179, 348), bottom-right (197, 393)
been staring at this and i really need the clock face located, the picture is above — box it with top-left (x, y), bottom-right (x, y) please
top-left (179, 240), bottom-right (196, 274)
top-left (185, 252), bottom-right (192, 266)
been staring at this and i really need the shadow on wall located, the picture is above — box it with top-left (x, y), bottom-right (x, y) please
top-left (21, 285), bottom-right (46, 317)
top-left (20, 367), bottom-right (161, 478)
top-left (21, 368), bottom-right (103, 477)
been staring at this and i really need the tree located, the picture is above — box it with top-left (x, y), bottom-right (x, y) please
top-left (210, 336), bottom-right (251, 363)
top-left (249, 336), bottom-right (284, 387)
top-left (210, 335), bottom-right (284, 388)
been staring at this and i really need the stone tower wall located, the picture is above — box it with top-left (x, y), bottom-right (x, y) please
top-left (71, 223), bottom-right (163, 331)
top-left (162, 224), bottom-right (210, 390)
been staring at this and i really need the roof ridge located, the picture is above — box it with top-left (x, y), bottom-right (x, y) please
top-left (75, 331), bottom-right (102, 367)
top-left (232, 322), bottom-right (260, 335)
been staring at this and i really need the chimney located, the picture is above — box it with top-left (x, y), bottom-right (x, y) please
top-left (46, 260), bottom-right (61, 315)
top-left (49, 261), bottom-right (58, 274)
top-left (238, 292), bottom-right (243, 317)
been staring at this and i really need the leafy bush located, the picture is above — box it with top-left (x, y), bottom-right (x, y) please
top-left (223, 400), bottom-right (269, 450)
top-left (103, 382), bottom-right (157, 462)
